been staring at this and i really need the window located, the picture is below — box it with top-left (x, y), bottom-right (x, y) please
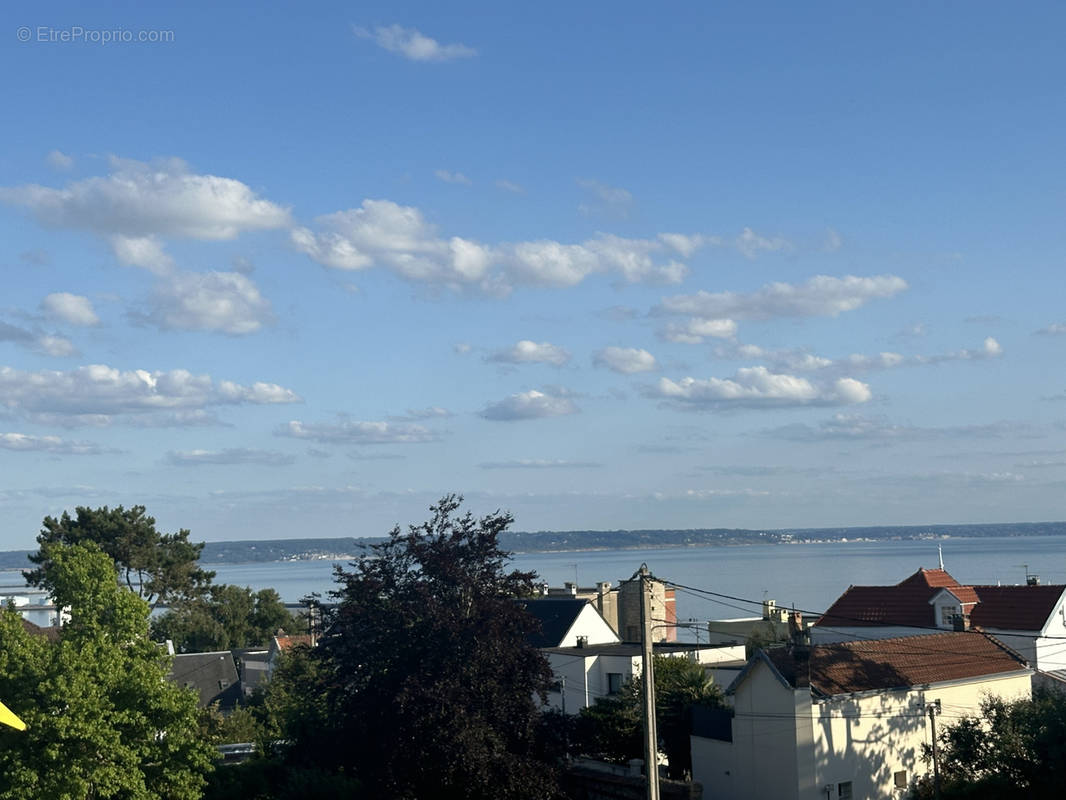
top-left (894, 771), bottom-right (908, 789)
top-left (218, 679), bottom-right (230, 690)
top-left (607, 672), bottom-right (624, 695)
top-left (940, 605), bottom-right (958, 627)
top-left (838, 781), bottom-right (853, 799)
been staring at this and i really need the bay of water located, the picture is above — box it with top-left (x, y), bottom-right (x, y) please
top-left (201, 535), bottom-right (1066, 638)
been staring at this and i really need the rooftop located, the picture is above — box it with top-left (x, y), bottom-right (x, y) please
top-left (759, 632), bottom-right (1028, 696)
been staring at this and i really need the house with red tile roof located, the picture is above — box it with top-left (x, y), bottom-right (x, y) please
top-left (811, 568), bottom-right (1066, 677)
top-left (691, 632), bottom-right (1031, 800)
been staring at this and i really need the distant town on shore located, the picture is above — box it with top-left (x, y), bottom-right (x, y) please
top-left (3, 520), bottom-right (1065, 571)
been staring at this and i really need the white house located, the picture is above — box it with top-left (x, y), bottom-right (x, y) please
top-left (540, 640), bottom-right (746, 714)
top-left (691, 632), bottom-right (1031, 800)
top-left (523, 595), bottom-right (744, 713)
top-left (812, 567), bottom-right (1066, 675)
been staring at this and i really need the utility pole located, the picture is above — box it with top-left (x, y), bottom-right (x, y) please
top-left (637, 564), bottom-right (661, 800)
top-left (928, 699), bottom-right (942, 800)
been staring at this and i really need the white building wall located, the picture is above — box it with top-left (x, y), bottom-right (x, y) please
top-left (693, 665), bottom-right (1032, 800)
top-left (559, 605), bottom-right (621, 647)
top-left (812, 672), bottom-right (1031, 800)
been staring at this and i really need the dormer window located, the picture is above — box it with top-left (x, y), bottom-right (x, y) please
top-left (940, 605), bottom-right (959, 627)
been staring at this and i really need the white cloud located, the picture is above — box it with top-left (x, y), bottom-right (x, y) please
top-left (353, 24), bottom-right (476, 62)
top-left (434, 169), bottom-right (471, 185)
top-left (660, 317), bottom-right (738, 344)
top-left (453, 342), bottom-right (472, 354)
top-left (657, 274), bottom-right (908, 320)
top-left (735, 227), bottom-right (792, 259)
top-left (479, 388), bottom-right (579, 421)
top-left (144, 271), bottom-right (274, 335)
top-left (495, 179), bottom-right (525, 194)
top-left (0, 432), bottom-right (113, 455)
top-left (0, 157), bottom-right (290, 240)
top-left (577, 178), bottom-right (633, 219)
top-left (0, 364), bottom-right (299, 425)
top-left (714, 337), bottom-right (1002, 374)
top-left (276, 419), bottom-right (439, 444)
top-left (824, 228), bottom-right (843, 252)
top-left (165, 448), bottom-right (295, 466)
top-left (658, 233), bottom-right (718, 258)
top-left (292, 198), bottom-right (693, 292)
top-left (110, 235), bottom-right (175, 274)
top-left (45, 150), bottom-right (74, 171)
top-left (649, 367), bottom-right (871, 410)
top-left (400, 406), bottom-right (453, 420)
top-left (41, 292), bottom-right (99, 326)
top-left (487, 340), bottom-right (571, 366)
top-left (593, 346), bottom-right (658, 374)
top-left (34, 334), bottom-right (77, 357)
top-left (478, 459), bottom-right (601, 469)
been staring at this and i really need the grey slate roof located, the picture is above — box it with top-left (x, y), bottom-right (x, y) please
top-left (167, 651), bottom-right (242, 709)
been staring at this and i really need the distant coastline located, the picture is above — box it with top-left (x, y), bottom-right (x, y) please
top-left (2, 521), bottom-right (1065, 571)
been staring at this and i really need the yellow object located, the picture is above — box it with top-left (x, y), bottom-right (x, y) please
top-left (0, 699), bottom-right (26, 731)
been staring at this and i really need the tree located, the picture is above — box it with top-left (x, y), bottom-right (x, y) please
top-left (0, 542), bottom-right (215, 799)
top-left (282, 495), bottom-right (559, 800)
top-left (152, 584), bottom-right (294, 652)
top-left (910, 688), bottom-right (1066, 799)
top-left (574, 654), bottom-right (724, 779)
top-left (24, 505), bottom-right (214, 609)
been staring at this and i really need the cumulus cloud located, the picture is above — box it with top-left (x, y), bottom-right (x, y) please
top-left (577, 178), bottom-right (634, 219)
top-left (648, 367), bottom-right (871, 410)
top-left (45, 150), bottom-right (74, 171)
top-left (658, 233), bottom-right (718, 258)
top-left (434, 169), bottom-right (471, 185)
top-left (41, 292), bottom-right (99, 326)
top-left (593, 346), bottom-right (658, 374)
top-left (276, 419), bottom-right (439, 444)
top-left (657, 274), bottom-right (908, 320)
top-left (0, 432), bottom-right (114, 455)
top-left (142, 271), bottom-right (274, 335)
top-left (479, 388), bottom-right (579, 421)
top-left (291, 198), bottom-right (694, 292)
top-left (110, 235), bottom-right (175, 273)
top-left (659, 318), bottom-right (738, 344)
top-left (487, 340), bottom-right (571, 366)
top-left (0, 364), bottom-right (299, 426)
top-left (0, 157), bottom-right (290, 240)
top-left (735, 227), bottom-right (791, 259)
top-left (353, 24), bottom-right (476, 61)
top-left (165, 448), bottom-right (295, 466)
top-left (478, 459), bottom-right (601, 469)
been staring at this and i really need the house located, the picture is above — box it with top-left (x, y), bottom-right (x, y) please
top-left (523, 596), bottom-right (621, 649)
top-left (813, 567), bottom-right (1066, 675)
top-left (535, 577), bottom-right (678, 643)
top-left (691, 632), bottom-right (1031, 800)
top-left (541, 640), bottom-right (745, 714)
top-left (266, 632), bottom-right (315, 679)
top-left (231, 647), bottom-right (271, 697)
top-left (167, 651), bottom-right (242, 710)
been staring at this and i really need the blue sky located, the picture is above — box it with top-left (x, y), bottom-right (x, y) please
top-left (1, 1), bottom-right (1065, 548)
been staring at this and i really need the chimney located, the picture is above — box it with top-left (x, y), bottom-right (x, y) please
top-left (564, 581), bottom-right (577, 596)
top-left (1027, 575), bottom-right (1040, 586)
top-left (788, 610), bottom-right (810, 656)
top-left (576, 635), bottom-right (588, 649)
top-left (952, 613), bottom-right (970, 632)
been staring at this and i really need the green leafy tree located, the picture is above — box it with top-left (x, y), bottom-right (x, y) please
top-left (282, 495), bottom-right (559, 800)
top-left (574, 654), bottom-right (724, 779)
top-left (0, 542), bottom-right (215, 799)
top-left (910, 688), bottom-right (1066, 799)
top-left (152, 584), bottom-right (294, 652)
top-left (24, 505), bottom-right (214, 609)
